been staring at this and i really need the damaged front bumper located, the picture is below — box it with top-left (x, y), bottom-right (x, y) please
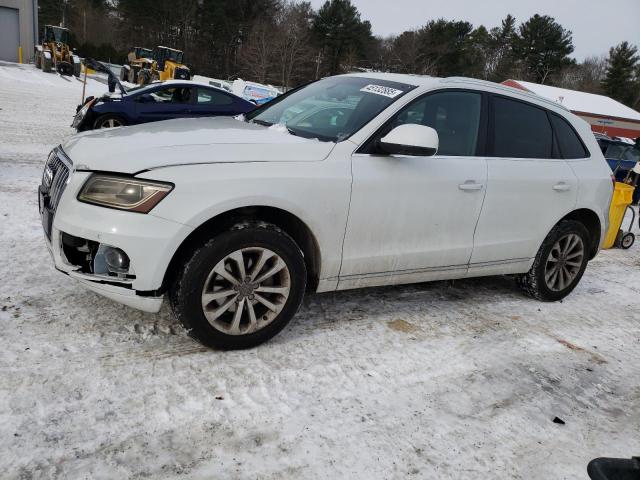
top-left (39, 153), bottom-right (193, 313)
top-left (45, 235), bottom-right (163, 313)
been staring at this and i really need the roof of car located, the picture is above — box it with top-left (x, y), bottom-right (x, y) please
top-left (127, 80), bottom-right (247, 101)
top-left (343, 72), bottom-right (570, 112)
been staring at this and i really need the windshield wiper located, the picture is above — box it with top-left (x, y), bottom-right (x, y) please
top-left (250, 119), bottom-right (273, 127)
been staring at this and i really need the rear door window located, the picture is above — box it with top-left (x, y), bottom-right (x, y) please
top-left (197, 89), bottom-right (234, 105)
top-left (550, 114), bottom-right (588, 159)
top-left (491, 96), bottom-right (553, 159)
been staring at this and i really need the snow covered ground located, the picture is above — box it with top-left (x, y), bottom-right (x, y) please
top-left (1, 62), bottom-right (639, 479)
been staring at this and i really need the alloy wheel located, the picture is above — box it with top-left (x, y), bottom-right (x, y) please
top-left (200, 247), bottom-right (291, 335)
top-left (544, 233), bottom-right (584, 292)
top-left (100, 118), bottom-right (122, 128)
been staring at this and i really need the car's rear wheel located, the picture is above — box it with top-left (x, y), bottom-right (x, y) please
top-left (169, 223), bottom-right (306, 350)
top-left (517, 220), bottom-right (590, 301)
top-left (93, 114), bottom-right (127, 129)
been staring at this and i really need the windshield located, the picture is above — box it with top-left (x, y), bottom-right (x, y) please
top-left (166, 50), bottom-right (183, 63)
top-left (605, 143), bottom-right (640, 162)
top-left (140, 48), bottom-right (153, 58)
top-left (245, 76), bottom-right (415, 142)
top-left (46, 27), bottom-right (69, 44)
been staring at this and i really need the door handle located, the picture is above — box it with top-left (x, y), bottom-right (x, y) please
top-left (458, 181), bottom-right (484, 191)
top-left (553, 182), bottom-right (571, 192)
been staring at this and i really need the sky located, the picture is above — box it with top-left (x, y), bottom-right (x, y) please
top-left (308, 0), bottom-right (640, 61)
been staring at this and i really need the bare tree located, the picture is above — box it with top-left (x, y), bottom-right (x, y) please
top-left (238, 19), bottom-right (274, 83)
top-left (273, 1), bottom-right (315, 88)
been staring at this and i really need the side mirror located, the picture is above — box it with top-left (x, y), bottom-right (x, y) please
top-left (379, 124), bottom-right (438, 157)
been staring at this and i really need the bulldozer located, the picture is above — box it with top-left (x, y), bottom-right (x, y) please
top-left (120, 46), bottom-right (154, 83)
top-left (136, 46), bottom-right (191, 85)
top-left (34, 25), bottom-right (81, 77)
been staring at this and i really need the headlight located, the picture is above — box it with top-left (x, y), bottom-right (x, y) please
top-left (78, 175), bottom-right (173, 213)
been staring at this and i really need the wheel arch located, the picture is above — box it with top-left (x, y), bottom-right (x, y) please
top-left (161, 205), bottom-right (322, 294)
top-left (559, 208), bottom-right (602, 259)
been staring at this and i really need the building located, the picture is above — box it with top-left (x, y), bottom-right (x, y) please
top-left (502, 79), bottom-right (640, 140)
top-left (0, 0), bottom-right (38, 63)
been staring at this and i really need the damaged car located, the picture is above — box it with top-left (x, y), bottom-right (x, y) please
top-left (73, 79), bottom-right (255, 131)
top-left (43, 73), bottom-right (613, 350)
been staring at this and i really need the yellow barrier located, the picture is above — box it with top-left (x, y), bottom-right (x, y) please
top-left (18, 46), bottom-right (22, 64)
top-left (603, 182), bottom-right (635, 249)
top-left (81, 64), bottom-right (96, 75)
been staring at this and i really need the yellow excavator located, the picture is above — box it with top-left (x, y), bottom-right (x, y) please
top-left (34, 25), bottom-right (81, 77)
top-left (136, 46), bottom-right (191, 85)
top-left (120, 46), bottom-right (154, 83)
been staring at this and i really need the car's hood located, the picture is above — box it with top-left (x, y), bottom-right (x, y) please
top-left (62, 117), bottom-right (336, 174)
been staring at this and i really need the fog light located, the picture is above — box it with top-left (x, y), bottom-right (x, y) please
top-left (104, 247), bottom-right (130, 272)
top-left (93, 244), bottom-right (130, 276)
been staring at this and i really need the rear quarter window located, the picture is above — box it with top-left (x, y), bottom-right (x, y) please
top-left (550, 114), bottom-right (589, 159)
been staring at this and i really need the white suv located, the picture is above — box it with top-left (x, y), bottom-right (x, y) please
top-left (39, 74), bottom-right (613, 349)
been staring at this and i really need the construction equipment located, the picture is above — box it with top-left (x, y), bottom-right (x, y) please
top-left (120, 46), bottom-right (154, 83)
top-left (34, 25), bottom-right (81, 77)
top-left (136, 46), bottom-right (191, 85)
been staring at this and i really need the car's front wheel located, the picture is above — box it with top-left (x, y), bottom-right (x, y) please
top-left (170, 223), bottom-right (307, 349)
top-left (93, 114), bottom-right (127, 129)
top-left (517, 219), bottom-right (590, 301)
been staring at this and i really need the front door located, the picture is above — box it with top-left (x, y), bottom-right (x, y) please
top-left (135, 86), bottom-right (194, 123)
top-left (340, 90), bottom-right (488, 288)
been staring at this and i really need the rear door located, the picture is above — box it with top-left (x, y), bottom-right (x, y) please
top-left (469, 95), bottom-right (578, 271)
top-left (134, 86), bottom-right (195, 122)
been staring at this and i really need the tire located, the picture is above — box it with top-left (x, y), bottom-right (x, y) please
top-left (42, 54), bottom-right (52, 73)
top-left (169, 222), bottom-right (307, 350)
top-left (517, 220), bottom-right (590, 302)
top-left (621, 232), bottom-right (635, 249)
top-left (56, 61), bottom-right (73, 76)
top-left (93, 114), bottom-right (127, 129)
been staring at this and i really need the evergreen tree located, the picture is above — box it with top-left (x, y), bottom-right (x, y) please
top-left (514, 14), bottom-right (574, 83)
top-left (312, 0), bottom-right (373, 75)
top-left (602, 42), bottom-right (639, 107)
top-left (488, 14), bottom-right (517, 81)
top-left (415, 19), bottom-right (474, 77)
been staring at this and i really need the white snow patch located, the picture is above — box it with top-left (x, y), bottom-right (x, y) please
top-left (1, 61), bottom-right (639, 479)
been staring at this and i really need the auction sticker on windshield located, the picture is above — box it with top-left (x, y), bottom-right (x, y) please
top-left (360, 84), bottom-right (404, 98)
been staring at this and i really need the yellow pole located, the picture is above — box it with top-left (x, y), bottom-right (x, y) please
top-left (18, 47), bottom-right (23, 64)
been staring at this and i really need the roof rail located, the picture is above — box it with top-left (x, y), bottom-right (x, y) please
top-left (443, 76), bottom-right (570, 111)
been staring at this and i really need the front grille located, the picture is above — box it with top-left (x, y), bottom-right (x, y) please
top-left (40, 147), bottom-right (72, 240)
top-left (43, 147), bottom-right (72, 212)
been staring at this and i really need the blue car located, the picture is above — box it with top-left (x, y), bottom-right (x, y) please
top-left (73, 80), bottom-right (256, 131)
